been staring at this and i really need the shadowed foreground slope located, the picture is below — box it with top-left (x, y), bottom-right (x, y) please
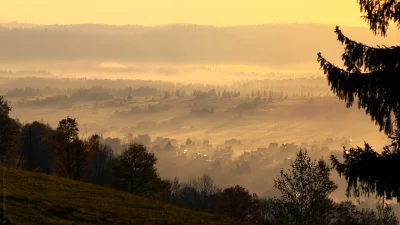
top-left (0, 167), bottom-right (251, 225)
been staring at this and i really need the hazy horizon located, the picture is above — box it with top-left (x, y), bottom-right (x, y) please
top-left (0, 22), bottom-right (398, 79)
top-left (0, 21), bottom-right (372, 28)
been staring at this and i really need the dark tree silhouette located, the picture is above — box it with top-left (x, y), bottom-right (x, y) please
top-left (113, 143), bottom-right (162, 197)
top-left (330, 201), bottom-right (360, 225)
top-left (70, 138), bottom-right (88, 180)
top-left (273, 150), bottom-right (337, 225)
top-left (187, 174), bottom-right (221, 212)
top-left (0, 96), bottom-right (11, 117)
top-left (57, 117), bottom-right (79, 142)
top-left (186, 138), bottom-right (193, 146)
top-left (218, 185), bottom-right (257, 220)
top-left (318, 0), bottom-right (400, 136)
top-left (330, 200), bottom-right (399, 225)
top-left (17, 121), bottom-right (54, 172)
top-left (0, 96), bottom-right (21, 166)
top-left (167, 177), bottom-right (181, 204)
top-left (50, 117), bottom-right (82, 179)
top-left (85, 134), bottom-right (116, 186)
top-left (317, 0), bottom-right (400, 202)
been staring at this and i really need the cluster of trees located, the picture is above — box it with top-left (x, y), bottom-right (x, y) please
top-left (174, 89), bottom-right (188, 98)
top-left (122, 86), bottom-right (160, 98)
top-left (5, 87), bottom-right (41, 98)
top-left (8, 86), bottom-right (161, 107)
top-left (70, 86), bottom-right (114, 101)
top-left (191, 89), bottom-right (241, 99)
top-left (0, 69), bottom-right (52, 76)
top-left (1, 79), bottom-right (333, 114)
top-left (16, 94), bottom-right (72, 109)
top-left (12, 86), bottom-right (161, 109)
top-left (0, 76), bottom-right (331, 102)
top-left (249, 90), bottom-right (323, 100)
top-left (291, 92), bottom-right (328, 98)
top-left (190, 89), bottom-right (289, 100)
top-left (6, 86), bottom-right (61, 97)
top-left (0, 77), bottom-right (177, 96)
top-left (250, 90), bottom-right (285, 99)
top-left (0, 98), bottom-right (168, 197)
top-left (163, 89), bottom-right (189, 99)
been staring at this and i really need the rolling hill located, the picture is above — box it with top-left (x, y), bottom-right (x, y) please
top-left (0, 23), bottom-right (398, 67)
top-left (0, 166), bottom-right (251, 225)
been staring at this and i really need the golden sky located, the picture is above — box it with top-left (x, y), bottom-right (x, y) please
top-left (2, 0), bottom-right (368, 27)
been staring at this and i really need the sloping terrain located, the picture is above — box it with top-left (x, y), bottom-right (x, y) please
top-left (0, 166), bottom-right (251, 225)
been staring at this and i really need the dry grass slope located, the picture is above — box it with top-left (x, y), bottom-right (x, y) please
top-left (0, 166), bottom-right (251, 225)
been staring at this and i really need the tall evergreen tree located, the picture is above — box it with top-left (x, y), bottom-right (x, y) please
top-left (317, 0), bottom-right (400, 201)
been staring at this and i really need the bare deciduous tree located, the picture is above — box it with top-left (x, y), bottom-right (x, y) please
top-left (273, 149), bottom-right (338, 225)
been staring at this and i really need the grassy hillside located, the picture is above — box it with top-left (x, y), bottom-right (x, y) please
top-left (0, 166), bottom-right (251, 225)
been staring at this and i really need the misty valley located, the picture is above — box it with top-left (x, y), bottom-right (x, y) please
top-left (1, 74), bottom-right (391, 206)
top-left (1, 5), bottom-right (400, 224)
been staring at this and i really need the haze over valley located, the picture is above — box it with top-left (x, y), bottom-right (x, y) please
top-left (0, 21), bottom-right (394, 199)
top-left (2, 0), bottom-right (400, 223)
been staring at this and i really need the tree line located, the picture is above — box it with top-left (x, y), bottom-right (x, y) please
top-left (1, 76), bottom-right (330, 102)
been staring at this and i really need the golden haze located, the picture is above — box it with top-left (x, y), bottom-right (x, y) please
top-left (3, 0), bottom-right (367, 26)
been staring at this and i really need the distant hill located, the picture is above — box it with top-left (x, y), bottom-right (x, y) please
top-left (0, 166), bottom-right (250, 225)
top-left (0, 23), bottom-right (398, 67)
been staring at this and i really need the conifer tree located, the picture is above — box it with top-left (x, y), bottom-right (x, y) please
top-left (317, 0), bottom-right (400, 202)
